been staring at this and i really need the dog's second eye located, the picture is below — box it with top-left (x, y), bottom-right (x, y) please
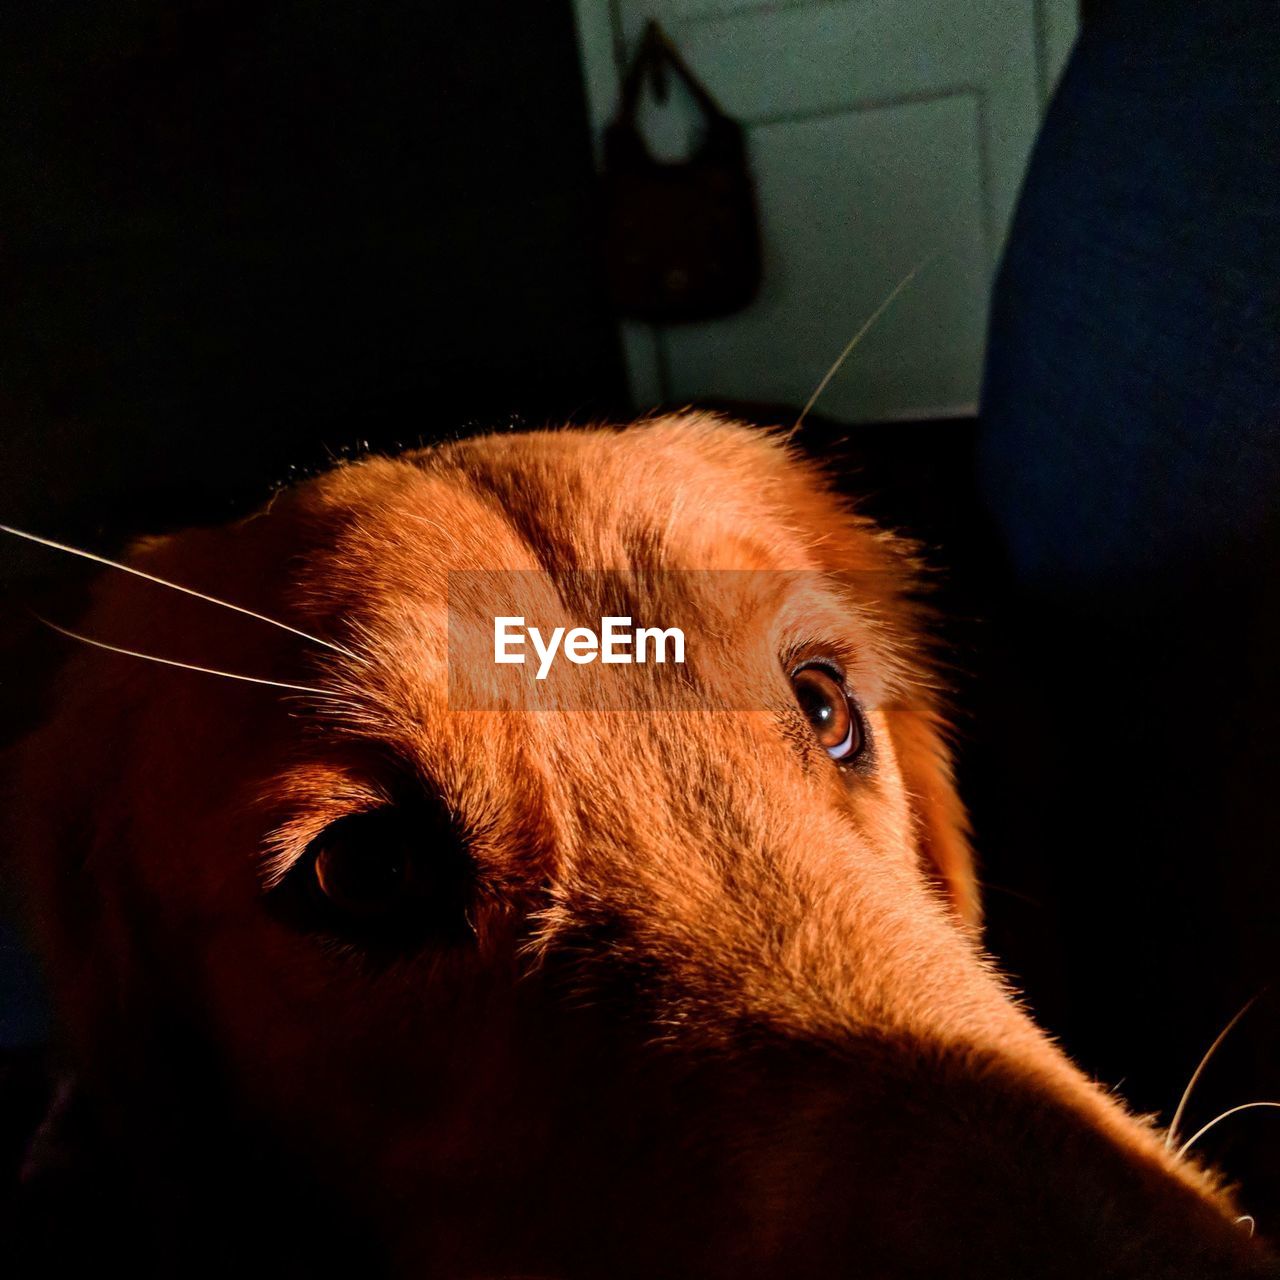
top-left (791, 664), bottom-right (864, 762)
top-left (313, 812), bottom-right (414, 917)
top-left (269, 804), bottom-right (473, 947)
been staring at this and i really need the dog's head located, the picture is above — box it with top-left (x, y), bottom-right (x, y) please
top-left (9, 417), bottom-right (1273, 1277)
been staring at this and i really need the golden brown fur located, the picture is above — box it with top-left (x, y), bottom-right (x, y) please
top-left (7, 416), bottom-right (1276, 1277)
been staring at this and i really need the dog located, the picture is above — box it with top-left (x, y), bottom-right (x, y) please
top-left (4, 415), bottom-right (1275, 1277)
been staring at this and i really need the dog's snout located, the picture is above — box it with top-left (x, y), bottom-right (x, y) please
top-left (602, 1041), bottom-right (1277, 1280)
top-left (544, 786), bottom-right (1275, 1278)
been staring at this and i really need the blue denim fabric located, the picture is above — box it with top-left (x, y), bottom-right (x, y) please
top-left (980, 3), bottom-right (1280, 595)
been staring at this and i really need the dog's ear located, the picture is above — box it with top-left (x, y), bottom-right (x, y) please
top-left (664, 418), bottom-right (981, 928)
top-left (878, 699), bottom-right (979, 929)
top-left (3, 523), bottom-right (287, 1070)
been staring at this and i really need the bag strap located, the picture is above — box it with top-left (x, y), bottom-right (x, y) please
top-left (616, 20), bottom-right (728, 127)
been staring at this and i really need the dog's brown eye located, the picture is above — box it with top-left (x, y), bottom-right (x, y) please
top-left (791, 664), bottom-right (864, 761)
top-left (268, 802), bottom-right (473, 948)
top-left (313, 812), bottom-right (414, 917)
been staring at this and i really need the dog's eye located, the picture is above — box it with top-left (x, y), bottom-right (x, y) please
top-left (791, 664), bottom-right (864, 762)
top-left (269, 804), bottom-right (473, 946)
top-left (312, 811), bottom-right (415, 917)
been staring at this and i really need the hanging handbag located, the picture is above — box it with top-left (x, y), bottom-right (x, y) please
top-left (601, 22), bottom-right (762, 324)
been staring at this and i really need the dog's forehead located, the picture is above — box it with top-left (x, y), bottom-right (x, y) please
top-left (436, 423), bottom-right (812, 570)
top-left (293, 423), bottom-right (827, 637)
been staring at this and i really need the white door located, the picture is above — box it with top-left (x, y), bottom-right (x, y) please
top-left (573, 0), bottom-right (1077, 421)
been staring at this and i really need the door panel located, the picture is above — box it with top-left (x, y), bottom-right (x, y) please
top-left (573, 0), bottom-right (1078, 420)
top-left (665, 96), bottom-right (988, 421)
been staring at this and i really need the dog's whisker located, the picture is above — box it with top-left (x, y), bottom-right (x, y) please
top-left (0, 523), bottom-right (358, 660)
top-left (35, 614), bottom-right (325, 695)
top-left (1177, 1100), bottom-right (1280, 1159)
top-left (789, 255), bottom-right (937, 438)
top-left (1236, 1215), bottom-right (1257, 1237)
top-left (1167, 992), bottom-right (1263, 1149)
top-left (972, 878), bottom-right (1043, 910)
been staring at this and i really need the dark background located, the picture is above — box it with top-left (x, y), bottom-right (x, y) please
top-left (0, 1), bottom-right (627, 555)
top-left (2, 0), bottom-right (1278, 1239)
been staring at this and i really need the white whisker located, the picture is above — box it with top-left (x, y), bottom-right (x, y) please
top-left (1177, 1101), bottom-right (1280, 1159)
top-left (1, 523), bottom-right (358, 660)
top-left (790, 255), bottom-right (937, 438)
top-left (36, 615), bottom-right (324, 695)
top-left (1167, 993), bottom-right (1262, 1149)
top-left (1236, 1215), bottom-right (1257, 1237)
